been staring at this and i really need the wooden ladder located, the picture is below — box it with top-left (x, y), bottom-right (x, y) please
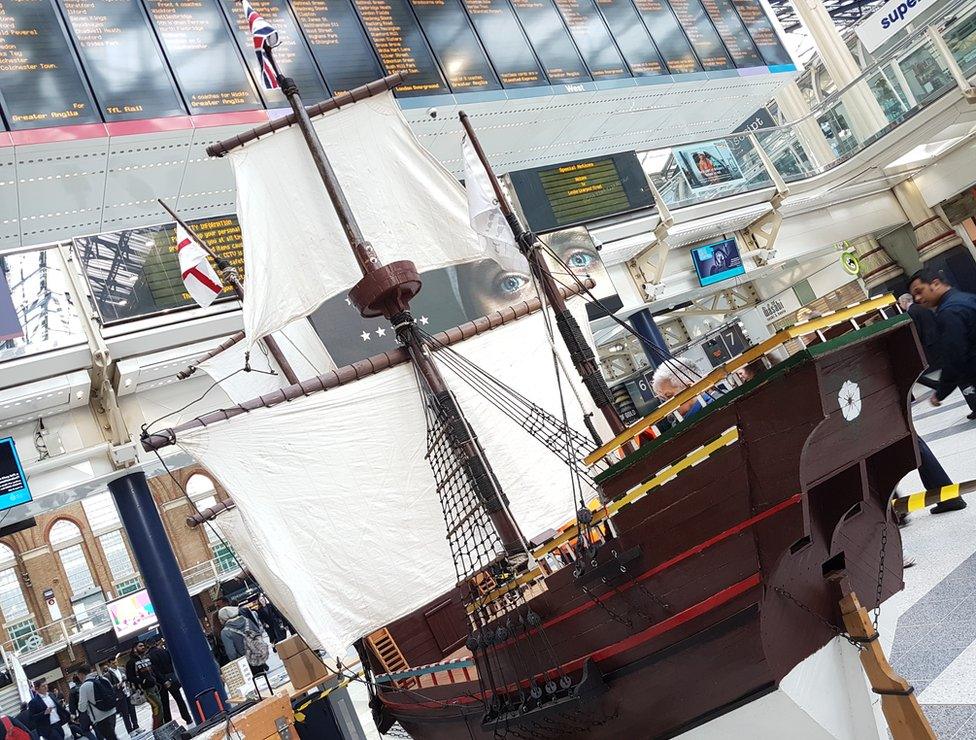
top-left (367, 628), bottom-right (416, 690)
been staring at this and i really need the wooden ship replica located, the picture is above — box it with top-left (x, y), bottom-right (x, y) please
top-left (143, 24), bottom-right (929, 739)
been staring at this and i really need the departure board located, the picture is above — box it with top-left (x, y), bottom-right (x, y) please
top-left (668, 0), bottom-right (732, 71)
top-left (701, 0), bottom-right (761, 67)
top-left (460, 0), bottom-right (545, 87)
top-left (509, 0), bottom-right (590, 84)
top-left (289, 0), bottom-right (384, 94)
top-left (144, 0), bottom-right (262, 114)
top-left (220, 0), bottom-right (328, 106)
top-left (352, 0), bottom-right (447, 95)
top-left (408, 0), bottom-right (500, 91)
top-left (552, 0), bottom-right (628, 79)
top-left (510, 151), bottom-right (653, 232)
top-left (594, 0), bottom-right (665, 76)
top-left (632, 0), bottom-right (701, 74)
top-left (730, 0), bottom-right (791, 66)
top-left (57, 0), bottom-right (185, 121)
top-left (0, 0), bottom-right (99, 130)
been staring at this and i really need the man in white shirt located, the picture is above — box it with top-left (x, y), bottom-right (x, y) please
top-left (27, 678), bottom-right (68, 740)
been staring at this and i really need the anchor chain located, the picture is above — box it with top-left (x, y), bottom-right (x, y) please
top-left (873, 519), bottom-right (889, 629)
top-left (773, 585), bottom-right (864, 651)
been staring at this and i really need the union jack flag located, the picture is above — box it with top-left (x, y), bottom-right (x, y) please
top-left (242, 0), bottom-right (280, 90)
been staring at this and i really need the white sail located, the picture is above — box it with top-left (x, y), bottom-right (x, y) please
top-left (197, 319), bottom-right (336, 404)
top-left (211, 506), bottom-right (323, 650)
top-left (229, 90), bottom-right (485, 349)
top-left (178, 299), bottom-right (599, 655)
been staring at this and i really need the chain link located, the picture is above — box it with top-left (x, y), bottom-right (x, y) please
top-left (578, 581), bottom-right (633, 629)
top-left (773, 585), bottom-right (864, 651)
top-left (873, 520), bottom-right (889, 629)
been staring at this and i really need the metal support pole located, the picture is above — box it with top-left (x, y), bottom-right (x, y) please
top-left (109, 471), bottom-right (226, 723)
top-left (926, 26), bottom-right (976, 102)
top-left (157, 199), bottom-right (299, 385)
top-left (628, 309), bottom-right (671, 369)
top-left (748, 133), bottom-right (790, 203)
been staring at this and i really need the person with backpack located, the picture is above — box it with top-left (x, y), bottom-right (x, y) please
top-left (0, 713), bottom-right (33, 740)
top-left (125, 642), bottom-right (164, 730)
top-left (76, 665), bottom-right (118, 740)
top-left (219, 606), bottom-right (270, 674)
top-left (148, 638), bottom-right (192, 725)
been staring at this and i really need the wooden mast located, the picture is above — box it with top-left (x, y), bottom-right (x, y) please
top-left (458, 113), bottom-right (630, 448)
top-left (260, 51), bottom-right (526, 555)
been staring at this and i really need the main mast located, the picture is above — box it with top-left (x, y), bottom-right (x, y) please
top-left (459, 114), bottom-right (630, 446)
top-left (263, 52), bottom-right (526, 556)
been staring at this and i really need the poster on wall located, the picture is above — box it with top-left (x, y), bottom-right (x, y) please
top-left (673, 141), bottom-right (744, 190)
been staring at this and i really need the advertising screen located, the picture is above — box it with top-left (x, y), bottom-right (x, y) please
top-left (107, 590), bottom-right (157, 639)
top-left (691, 237), bottom-right (745, 286)
top-left (0, 438), bottom-right (31, 512)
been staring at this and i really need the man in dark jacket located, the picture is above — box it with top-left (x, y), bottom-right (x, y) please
top-left (148, 638), bottom-right (191, 725)
top-left (910, 269), bottom-right (976, 418)
top-left (28, 679), bottom-right (69, 740)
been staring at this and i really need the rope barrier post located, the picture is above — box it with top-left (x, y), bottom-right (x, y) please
top-left (834, 584), bottom-right (935, 739)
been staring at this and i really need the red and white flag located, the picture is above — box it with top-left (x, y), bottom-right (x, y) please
top-left (177, 225), bottom-right (223, 307)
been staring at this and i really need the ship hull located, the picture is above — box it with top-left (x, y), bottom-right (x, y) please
top-left (368, 316), bottom-right (920, 739)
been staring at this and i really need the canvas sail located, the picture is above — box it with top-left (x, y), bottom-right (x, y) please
top-left (178, 299), bottom-right (600, 655)
top-left (229, 90), bottom-right (485, 349)
top-left (197, 319), bottom-right (336, 404)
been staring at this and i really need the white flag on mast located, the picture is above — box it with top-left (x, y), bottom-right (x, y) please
top-left (177, 224), bottom-right (223, 308)
top-left (461, 134), bottom-right (525, 273)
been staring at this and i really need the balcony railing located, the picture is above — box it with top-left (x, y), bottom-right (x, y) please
top-left (0, 554), bottom-right (243, 665)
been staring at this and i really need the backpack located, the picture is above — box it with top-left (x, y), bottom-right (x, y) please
top-left (88, 676), bottom-right (117, 713)
top-left (227, 623), bottom-right (270, 667)
top-left (1, 716), bottom-right (31, 740)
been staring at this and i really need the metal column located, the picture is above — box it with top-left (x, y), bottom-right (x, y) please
top-left (629, 309), bottom-right (670, 368)
top-left (109, 471), bottom-right (226, 723)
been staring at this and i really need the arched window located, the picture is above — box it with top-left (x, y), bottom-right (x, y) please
top-left (0, 544), bottom-right (36, 650)
top-left (82, 493), bottom-right (140, 596)
top-left (186, 474), bottom-right (238, 575)
top-left (49, 519), bottom-right (107, 629)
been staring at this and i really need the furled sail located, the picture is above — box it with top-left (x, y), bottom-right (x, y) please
top-left (197, 319), bottom-right (336, 404)
top-left (229, 90), bottom-right (485, 348)
top-left (178, 299), bottom-right (599, 655)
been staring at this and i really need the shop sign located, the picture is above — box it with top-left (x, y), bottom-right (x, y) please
top-left (759, 291), bottom-right (801, 322)
top-left (856, 0), bottom-right (940, 52)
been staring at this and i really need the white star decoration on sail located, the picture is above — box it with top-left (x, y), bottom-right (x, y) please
top-left (839, 380), bottom-right (862, 421)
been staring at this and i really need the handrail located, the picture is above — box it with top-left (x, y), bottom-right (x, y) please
top-left (583, 295), bottom-right (897, 464)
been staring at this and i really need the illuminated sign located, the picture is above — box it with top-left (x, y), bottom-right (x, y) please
top-left (0, 439), bottom-right (31, 512)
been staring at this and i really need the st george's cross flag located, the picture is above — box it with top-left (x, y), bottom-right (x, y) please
top-left (242, 0), bottom-right (280, 90)
top-left (461, 134), bottom-right (525, 273)
top-left (177, 225), bottom-right (224, 307)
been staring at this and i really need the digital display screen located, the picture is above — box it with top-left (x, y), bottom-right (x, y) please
top-left (594, 0), bottom-right (666, 76)
top-left (74, 215), bottom-right (245, 324)
top-left (0, 0), bottom-right (100, 130)
top-left (700, 0), bottom-right (762, 67)
top-left (631, 0), bottom-right (701, 74)
top-left (352, 0), bottom-right (448, 95)
top-left (289, 0), bottom-right (384, 94)
top-left (668, 0), bottom-right (732, 71)
top-left (108, 590), bottom-right (158, 639)
top-left (143, 0), bottom-right (262, 115)
top-left (552, 0), bottom-right (629, 79)
top-left (408, 0), bottom-right (500, 91)
top-left (0, 439), bottom-right (30, 512)
top-left (730, 0), bottom-right (791, 66)
top-left (57, 0), bottom-right (185, 121)
top-left (509, 0), bottom-right (590, 84)
top-left (460, 0), bottom-right (546, 87)
top-left (691, 237), bottom-right (745, 286)
top-left (509, 151), bottom-right (654, 232)
top-left (220, 0), bottom-right (329, 106)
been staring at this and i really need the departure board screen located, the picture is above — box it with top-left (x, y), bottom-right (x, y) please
top-left (632, 0), bottom-right (701, 74)
top-left (408, 0), bottom-right (500, 91)
top-left (510, 0), bottom-right (590, 84)
top-left (730, 0), bottom-right (791, 66)
top-left (594, 0), bottom-right (665, 76)
top-left (0, 0), bottom-right (100, 130)
top-left (510, 151), bottom-right (654, 232)
top-left (57, 0), bottom-right (185, 121)
top-left (352, 0), bottom-right (447, 95)
top-left (668, 0), bottom-right (732, 70)
top-left (289, 0), bottom-right (384, 93)
top-left (552, 0), bottom-right (628, 79)
top-left (460, 0), bottom-right (545, 87)
top-left (221, 0), bottom-right (328, 105)
top-left (74, 215), bottom-right (244, 323)
top-left (701, 0), bottom-right (761, 67)
top-left (144, 0), bottom-right (262, 114)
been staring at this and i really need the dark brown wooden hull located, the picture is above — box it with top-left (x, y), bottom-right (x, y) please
top-left (370, 316), bottom-right (921, 739)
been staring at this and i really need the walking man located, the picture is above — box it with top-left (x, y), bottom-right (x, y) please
top-left (77, 664), bottom-right (118, 740)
